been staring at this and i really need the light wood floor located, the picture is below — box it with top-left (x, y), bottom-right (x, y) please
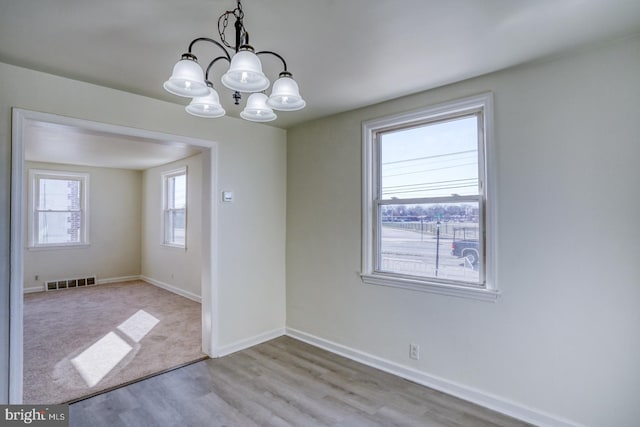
top-left (69, 336), bottom-right (531, 427)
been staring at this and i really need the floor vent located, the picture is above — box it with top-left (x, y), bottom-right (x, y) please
top-left (45, 276), bottom-right (96, 291)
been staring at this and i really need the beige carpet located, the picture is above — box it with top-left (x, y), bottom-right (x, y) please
top-left (23, 280), bottom-right (205, 404)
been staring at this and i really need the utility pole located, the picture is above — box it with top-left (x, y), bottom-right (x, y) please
top-left (435, 220), bottom-right (441, 276)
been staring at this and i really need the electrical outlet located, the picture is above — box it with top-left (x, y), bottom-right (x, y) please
top-left (409, 343), bottom-right (420, 360)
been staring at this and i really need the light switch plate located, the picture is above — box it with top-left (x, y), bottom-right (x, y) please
top-left (222, 191), bottom-right (233, 202)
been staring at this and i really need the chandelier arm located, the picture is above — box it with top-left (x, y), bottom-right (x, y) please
top-left (204, 56), bottom-right (232, 82)
top-left (255, 51), bottom-right (288, 73)
top-left (188, 37), bottom-right (232, 62)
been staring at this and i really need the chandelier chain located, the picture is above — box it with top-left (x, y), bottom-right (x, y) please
top-left (218, 0), bottom-right (245, 49)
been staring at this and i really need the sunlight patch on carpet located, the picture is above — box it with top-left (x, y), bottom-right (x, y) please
top-left (71, 332), bottom-right (132, 387)
top-left (117, 310), bottom-right (160, 342)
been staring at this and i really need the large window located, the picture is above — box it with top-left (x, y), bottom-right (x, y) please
top-left (362, 93), bottom-right (498, 300)
top-left (29, 170), bottom-right (89, 248)
top-left (162, 167), bottom-right (187, 248)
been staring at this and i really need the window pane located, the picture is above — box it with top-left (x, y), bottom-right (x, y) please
top-left (162, 169), bottom-right (186, 247)
top-left (169, 174), bottom-right (186, 209)
top-left (378, 202), bottom-right (481, 284)
top-left (38, 211), bottom-right (82, 244)
top-left (380, 116), bottom-right (478, 199)
top-left (165, 209), bottom-right (186, 245)
top-left (38, 178), bottom-right (81, 210)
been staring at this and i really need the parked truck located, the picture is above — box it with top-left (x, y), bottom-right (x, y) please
top-left (450, 227), bottom-right (480, 267)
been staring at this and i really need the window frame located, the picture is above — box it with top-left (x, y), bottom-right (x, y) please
top-left (161, 167), bottom-right (187, 249)
top-left (361, 93), bottom-right (499, 301)
top-left (28, 169), bottom-right (90, 249)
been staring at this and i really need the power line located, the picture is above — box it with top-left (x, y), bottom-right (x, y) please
top-left (383, 162), bottom-right (477, 177)
top-left (382, 153), bottom-right (477, 172)
top-left (381, 149), bottom-right (476, 166)
top-left (383, 177), bottom-right (477, 190)
top-left (382, 183), bottom-right (478, 196)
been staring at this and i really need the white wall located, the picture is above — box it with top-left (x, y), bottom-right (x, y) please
top-left (23, 162), bottom-right (142, 292)
top-left (0, 62), bottom-right (287, 402)
top-left (216, 125), bottom-right (287, 349)
top-left (141, 154), bottom-right (203, 300)
top-left (286, 35), bottom-right (640, 427)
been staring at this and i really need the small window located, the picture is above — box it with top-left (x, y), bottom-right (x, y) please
top-left (362, 93), bottom-right (498, 300)
top-left (162, 167), bottom-right (187, 248)
top-left (29, 170), bottom-right (89, 248)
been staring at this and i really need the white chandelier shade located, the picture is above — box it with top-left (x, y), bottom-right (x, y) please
top-left (221, 48), bottom-right (270, 93)
top-left (163, 56), bottom-right (210, 98)
top-left (240, 93), bottom-right (277, 122)
top-left (185, 87), bottom-right (226, 118)
top-left (267, 73), bottom-right (306, 111)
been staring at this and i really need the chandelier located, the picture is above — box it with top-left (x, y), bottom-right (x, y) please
top-left (163, 0), bottom-right (305, 122)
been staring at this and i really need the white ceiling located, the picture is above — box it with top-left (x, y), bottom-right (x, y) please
top-left (23, 120), bottom-right (203, 170)
top-left (2, 1), bottom-right (640, 169)
top-left (1, 0), bottom-right (639, 130)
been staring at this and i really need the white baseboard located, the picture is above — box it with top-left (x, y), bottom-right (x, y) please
top-left (25, 274), bottom-right (200, 301)
top-left (97, 275), bottom-right (141, 285)
top-left (140, 275), bottom-right (201, 303)
top-left (23, 275), bottom-right (141, 294)
top-left (216, 327), bottom-right (286, 358)
top-left (286, 327), bottom-right (581, 427)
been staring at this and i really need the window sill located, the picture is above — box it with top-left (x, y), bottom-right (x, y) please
top-left (161, 243), bottom-right (187, 251)
top-left (360, 273), bottom-right (500, 302)
top-left (28, 244), bottom-right (90, 251)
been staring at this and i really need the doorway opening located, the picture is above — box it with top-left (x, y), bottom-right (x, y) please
top-left (9, 108), bottom-right (219, 403)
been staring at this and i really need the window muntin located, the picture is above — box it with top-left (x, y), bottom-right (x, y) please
top-left (30, 170), bottom-right (89, 248)
top-left (362, 93), bottom-right (496, 298)
top-left (162, 168), bottom-right (187, 247)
